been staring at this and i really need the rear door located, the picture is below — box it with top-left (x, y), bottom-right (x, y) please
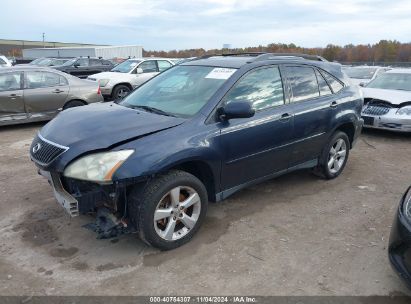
top-left (24, 71), bottom-right (69, 119)
top-left (282, 65), bottom-right (337, 166)
top-left (0, 71), bottom-right (26, 123)
top-left (219, 65), bottom-right (293, 190)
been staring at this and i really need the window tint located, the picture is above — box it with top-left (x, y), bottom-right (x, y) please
top-left (223, 66), bottom-right (284, 111)
top-left (89, 59), bottom-right (101, 66)
top-left (286, 66), bottom-right (320, 102)
top-left (26, 71), bottom-right (65, 89)
top-left (75, 58), bottom-right (88, 67)
top-left (0, 72), bottom-right (21, 91)
top-left (320, 70), bottom-right (344, 93)
top-left (315, 69), bottom-right (332, 96)
top-left (157, 60), bottom-right (172, 72)
top-left (138, 61), bottom-right (157, 73)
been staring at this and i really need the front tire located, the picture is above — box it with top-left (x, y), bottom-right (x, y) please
top-left (112, 84), bottom-right (131, 100)
top-left (128, 170), bottom-right (208, 250)
top-left (313, 131), bottom-right (350, 179)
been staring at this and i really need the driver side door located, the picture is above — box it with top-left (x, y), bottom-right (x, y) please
top-left (0, 71), bottom-right (26, 123)
top-left (218, 65), bottom-right (293, 191)
top-left (134, 60), bottom-right (159, 86)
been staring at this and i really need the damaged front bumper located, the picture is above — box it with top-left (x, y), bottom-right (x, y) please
top-left (39, 169), bottom-right (138, 238)
top-left (361, 108), bottom-right (411, 132)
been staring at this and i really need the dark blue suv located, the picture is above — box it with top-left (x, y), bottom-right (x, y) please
top-left (30, 53), bottom-right (363, 250)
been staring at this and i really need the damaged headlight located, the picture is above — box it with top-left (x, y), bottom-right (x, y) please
top-left (64, 150), bottom-right (134, 183)
top-left (403, 187), bottom-right (411, 222)
top-left (397, 105), bottom-right (411, 115)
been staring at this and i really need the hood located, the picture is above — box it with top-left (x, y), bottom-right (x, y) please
top-left (88, 71), bottom-right (133, 81)
top-left (362, 88), bottom-right (411, 105)
top-left (40, 102), bottom-right (185, 153)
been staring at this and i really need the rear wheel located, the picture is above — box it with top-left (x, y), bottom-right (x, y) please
top-left (128, 170), bottom-right (208, 250)
top-left (313, 131), bottom-right (350, 179)
top-left (112, 84), bottom-right (131, 100)
top-left (63, 100), bottom-right (86, 110)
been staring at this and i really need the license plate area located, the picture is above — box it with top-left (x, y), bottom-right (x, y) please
top-left (40, 170), bottom-right (79, 217)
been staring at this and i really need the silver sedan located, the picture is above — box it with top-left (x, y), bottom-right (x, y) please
top-left (0, 66), bottom-right (104, 126)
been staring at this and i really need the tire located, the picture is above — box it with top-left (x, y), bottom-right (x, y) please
top-left (313, 131), bottom-right (350, 179)
top-left (63, 100), bottom-right (86, 110)
top-left (112, 84), bottom-right (131, 100)
top-left (128, 170), bottom-right (208, 250)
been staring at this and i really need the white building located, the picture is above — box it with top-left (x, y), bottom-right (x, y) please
top-left (22, 45), bottom-right (143, 59)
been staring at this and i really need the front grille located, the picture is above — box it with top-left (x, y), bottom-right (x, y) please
top-left (30, 134), bottom-right (68, 166)
top-left (362, 105), bottom-right (390, 116)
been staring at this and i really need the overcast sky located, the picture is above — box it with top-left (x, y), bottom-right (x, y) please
top-left (2, 0), bottom-right (411, 50)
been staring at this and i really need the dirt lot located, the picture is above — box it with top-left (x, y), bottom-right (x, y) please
top-left (0, 122), bottom-right (410, 296)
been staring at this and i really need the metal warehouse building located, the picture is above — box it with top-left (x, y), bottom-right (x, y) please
top-left (22, 45), bottom-right (143, 59)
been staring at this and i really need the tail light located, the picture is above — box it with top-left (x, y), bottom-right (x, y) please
top-left (97, 85), bottom-right (101, 95)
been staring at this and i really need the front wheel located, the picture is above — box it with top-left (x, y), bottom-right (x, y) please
top-left (313, 131), bottom-right (350, 179)
top-left (128, 170), bottom-right (208, 250)
top-left (112, 84), bottom-right (131, 100)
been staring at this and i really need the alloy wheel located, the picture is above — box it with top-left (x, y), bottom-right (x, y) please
top-left (153, 186), bottom-right (201, 241)
top-left (327, 138), bottom-right (347, 174)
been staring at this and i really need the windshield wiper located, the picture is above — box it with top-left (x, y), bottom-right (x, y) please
top-left (129, 105), bottom-right (177, 117)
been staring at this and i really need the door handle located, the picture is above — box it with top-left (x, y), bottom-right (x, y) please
top-left (8, 93), bottom-right (21, 99)
top-left (330, 101), bottom-right (338, 108)
top-left (279, 113), bottom-right (291, 121)
top-left (52, 89), bottom-right (64, 93)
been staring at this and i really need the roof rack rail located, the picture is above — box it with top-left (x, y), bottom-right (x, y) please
top-left (254, 53), bottom-right (327, 62)
top-left (198, 52), bottom-right (265, 59)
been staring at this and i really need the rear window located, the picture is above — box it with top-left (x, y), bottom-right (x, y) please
top-left (320, 70), bottom-right (344, 93)
top-left (285, 66), bottom-right (320, 102)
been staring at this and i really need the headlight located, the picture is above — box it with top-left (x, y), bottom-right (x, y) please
top-left (64, 150), bottom-right (134, 183)
top-left (98, 79), bottom-right (110, 87)
top-left (402, 187), bottom-right (411, 221)
top-left (396, 105), bottom-right (411, 115)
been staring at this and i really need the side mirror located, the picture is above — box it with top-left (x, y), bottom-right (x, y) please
top-left (73, 63), bottom-right (80, 68)
top-left (359, 82), bottom-right (365, 87)
top-left (218, 101), bottom-right (255, 121)
top-left (136, 67), bottom-right (143, 74)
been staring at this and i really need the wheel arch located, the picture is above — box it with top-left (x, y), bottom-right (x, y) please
top-left (63, 99), bottom-right (87, 109)
top-left (334, 122), bottom-right (356, 149)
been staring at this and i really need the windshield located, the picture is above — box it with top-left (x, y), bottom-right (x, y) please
top-left (29, 58), bottom-right (46, 65)
top-left (344, 67), bottom-right (377, 79)
top-left (366, 73), bottom-right (411, 91)
top-left (111, 60), bottom-right (141, 73)
top-left (121, 65), bottom-right (236, 118)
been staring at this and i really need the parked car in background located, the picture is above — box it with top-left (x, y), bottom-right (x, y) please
top-left (343, 66), bottom-right (390, 86)
top-left (361, 69), bottom-right (411, 132)
top-left (87, 58), bottom-right (174, 100)
top-left (31, 57), bottom-right (71, 67)
top-left (389, 185), bottom-right (411, 289)
top-left (52, 57), bottom-right (114, 79)
top-left (30, 53), bottom-right (363, 250)
top-left (0, 66), bottom-right (103, 126)
top-left (0, 55), bottom-right (13, 67)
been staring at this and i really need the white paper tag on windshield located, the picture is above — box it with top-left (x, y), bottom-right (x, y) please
top-left (205, 68), bottom-right (236, 79)
top-left (130, 62), bottom-right (138, 67)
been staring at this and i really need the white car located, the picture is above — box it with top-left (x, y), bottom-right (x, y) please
top-left (88, 58), bottom-right (174, 99)
top-left (361, 69), bottom-right (411, 132)
top-left (0, 55), bottom-right (12, 67)
top-left (343, 66), bottom-right (390, 86)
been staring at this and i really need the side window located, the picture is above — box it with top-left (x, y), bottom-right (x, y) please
top-left (76, 58), bottom-right (89, 67)
top-left (60, 75), bottom-right (68, 85)
top-left (102, 60), bottom-right (112, 66)
top-left (320, 70), bottom-right (344, 93)
top-left (138, 61), bottom-right (157, 73)
top-left (315, 69), bottom-right (332, 96)
top-left (26, 71), bottom-right (63, 89)
top-left (157, 60), bottom-right (172, 72)
top-left (223, 66), bottom-right (284, 111)
top-left (0, 72), bottom-right (21, 91)
top-left (0, 58), bottom-right (6, 65)
top-left (286, 66), bottom-right (320, 102)
top-left (89, 59), bottom-right (101, 66)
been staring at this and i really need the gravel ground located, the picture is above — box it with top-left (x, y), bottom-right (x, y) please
top-left (0, 122), bottom-right (410, 296)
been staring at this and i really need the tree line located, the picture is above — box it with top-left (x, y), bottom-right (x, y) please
top-left (143, 40), bottom-right (411, 63)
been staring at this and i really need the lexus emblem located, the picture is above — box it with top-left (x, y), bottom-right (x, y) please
top-left (32, 143), bottom-right (42, 154)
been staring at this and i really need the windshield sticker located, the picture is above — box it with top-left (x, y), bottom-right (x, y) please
top-left (205, 68), bottom-right (236, 79)
top-left (130, 62), bottom-right (138, 67)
